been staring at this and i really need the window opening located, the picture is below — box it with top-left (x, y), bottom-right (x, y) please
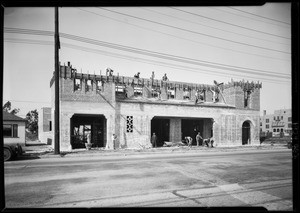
top-left (75, 79), bottom-right (81, 91)
top-left (151, 86), bottom-right (161, 99)
top-left (86, 79), bottom-right (92, 91)
top-left (244, 90), bottom-right (251, 108)
top-left (96, 80), bottom-right (103, 92)
top-left (183, 88), bottom-right (190, 100)
top-left (167, 87), bottom-right (175, 99)
top-left (134, 85), bottom-right (143, 96)
top-left (3, 124), bottom-right (18, 137)
top-left (115, 84), bottom-right (125, 94)
top-left (126, 116), bottom-right (133, 133)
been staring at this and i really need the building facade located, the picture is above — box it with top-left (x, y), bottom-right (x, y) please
top-left (260, 109), bottom-right (292, 136)
top-left (50, 62), bottom-right (262, 151)
top-left (3, 111), bottom-right (26, 146)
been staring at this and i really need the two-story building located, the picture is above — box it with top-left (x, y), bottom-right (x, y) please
top-left (50, 62), bottom-right (262, 151)
top-left (260, 109), bottom-right (292, 136)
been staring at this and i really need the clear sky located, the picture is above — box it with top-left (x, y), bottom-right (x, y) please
top-left (3, 3), bottom-right (291, 118)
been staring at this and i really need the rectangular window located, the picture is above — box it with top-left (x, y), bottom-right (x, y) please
top-left (266, 124), bottom-right (269, 129)
top-left (167, 87), bottom-right (175, 99)
top-left (260, 122), bottom-right (262, 126)
top-left (134, 85), bottom-right (143, 96)
top-left (281, 116), bottom-right (283, 120)
top-left (96, 80), bottom-right (103, 92)
top-left (49, 121), bottom-right (52, 131)
top-left (75, 79), bottom-right (81, 91)
top-left (3, 124), bottom-right (18, 137)
top-left (86, 79), bottom-right (92, 91)
top-left (151, 86), bottom-right (160, 98)
top-left (183, 88), bottom-right (190, 100)
top-left (115, 84), bottom-right (125, 94)
top-left (266, 119), bottom-right (269, 123)
top-left (288, 117), bottom-right (292, 122)
top-left (126, 116), bottom-right (133, 133)
top-left (288, 123), bottom-right (292, 128)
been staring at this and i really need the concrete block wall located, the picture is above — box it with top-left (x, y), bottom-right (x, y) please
top-left (205, 90), bottom-right (213, 102)
top-left (176, 88), bottom-right (184, 100)
top-left (250, 88), bottom-right (260, 110)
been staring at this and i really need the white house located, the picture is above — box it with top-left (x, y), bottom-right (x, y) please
top-left (3, 111), bottom-right (26, 146)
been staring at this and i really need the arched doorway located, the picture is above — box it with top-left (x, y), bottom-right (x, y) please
top-left (242, 121), bottom-right (251, 145)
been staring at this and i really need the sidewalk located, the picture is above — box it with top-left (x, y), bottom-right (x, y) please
top-left (22, 142), bottom-right (291, 159)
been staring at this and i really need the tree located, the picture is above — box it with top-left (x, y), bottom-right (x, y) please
top-left (3, 101), bottom-right (20, 115)
top-left (26, 109), bottom-right (38, 134)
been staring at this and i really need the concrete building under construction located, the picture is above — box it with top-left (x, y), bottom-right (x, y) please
top-left (49, 62), bottom-right (262, 151)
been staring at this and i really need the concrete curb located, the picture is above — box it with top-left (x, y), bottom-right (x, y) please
top-left (23, 144), bottom-right (291, 159)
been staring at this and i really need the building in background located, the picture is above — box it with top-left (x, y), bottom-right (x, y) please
top-left (3, 110), bottom-right (26, 146)
top-left (38, 107), bottom-right (53, 145)
top-left (260, 109), bottom-right (292, 137)
top-left (49, 62), bottom-right (262, 151)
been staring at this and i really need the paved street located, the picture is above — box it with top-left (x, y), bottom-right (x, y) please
top-left (4, 149), bottom-right (292, 210)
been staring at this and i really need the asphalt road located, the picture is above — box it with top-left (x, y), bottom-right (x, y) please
top-left (4, 149), bottom-right (292, 210)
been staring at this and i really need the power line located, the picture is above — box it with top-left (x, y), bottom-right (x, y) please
top-left (212, 7), bottom-right (290, 29)
top-left (170, 7), bottom-right (291, 40)
top-left (77, 8), bottom-right (290, 61)
top-left (4, 28), bottom-right (291, 79)
top-left (228, 7), bottom-right (291, 25)
top-left (4, 22), bottom-right (291, 63)
top-left (97, 7), bottom-right (290, 54)
top-left (4, 38), bottom-right (290, 84)
top-left (141, 7), bottom-right (290, 46)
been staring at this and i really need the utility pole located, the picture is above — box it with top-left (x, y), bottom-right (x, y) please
top-left (54, 7), bottom-right (60, 154)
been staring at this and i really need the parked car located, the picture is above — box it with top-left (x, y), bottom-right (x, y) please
top-left (4, 143), bottom-right (23, 161)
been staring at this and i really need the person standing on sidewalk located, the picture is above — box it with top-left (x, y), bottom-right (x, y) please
top-left (112, 133), bottom-right (117, 150)
top-left (196, 132), bottom-right (203, 146)
top-left (151, 133), bottom-right (157, 148)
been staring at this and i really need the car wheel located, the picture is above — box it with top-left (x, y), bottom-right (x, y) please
top-left (4, 148), bottom-right (13, 162)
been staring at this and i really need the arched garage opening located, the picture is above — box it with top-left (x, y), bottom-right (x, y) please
top-left (70, 114), bottom-right (106, 149)
top-left (242, 121), bottom-right (251, 145)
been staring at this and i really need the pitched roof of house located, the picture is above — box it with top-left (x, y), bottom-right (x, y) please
top-left (2, 111), bottom-right (26, 122)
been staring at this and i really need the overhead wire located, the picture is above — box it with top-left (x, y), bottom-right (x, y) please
top-left (169, 7), bottom-right (291, 40)
top-left (4, 37), bottom-right (291, 85)
top-left (228, 7), bottom-right (291, 25)
top-left (97, 7), bottom-right (290, 54)
top-left (140, 7), bottom-right (290, 46)
top-left (212, 7), bottom-right (291, 29)
top-left (4, 27), bottom-right (291, 79)
top-left (77, 8), bottom-right (290, 62)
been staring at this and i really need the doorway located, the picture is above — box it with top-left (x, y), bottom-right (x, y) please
top-left (151, 118), bottom-right (170, 147)
top-left (70, 114), bottom-right (106, 149)
top-left (242, 121), bottom-right (251, 145)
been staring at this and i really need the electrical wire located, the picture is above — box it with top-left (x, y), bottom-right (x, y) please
top-left (140, 7), bottom-right (290, 46)
top-left (4, 28), bottom-right (291, 79)
top-left (228, 7), bottom-right (291, 25)
top-left (97, 7), bottom-right (290, 54)
top-left (4, 38), bottom-right (291, 85)
top-left (170, 7), bottom-right (291, 40)
top-left (213, 7), bottom-right (290, 29)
